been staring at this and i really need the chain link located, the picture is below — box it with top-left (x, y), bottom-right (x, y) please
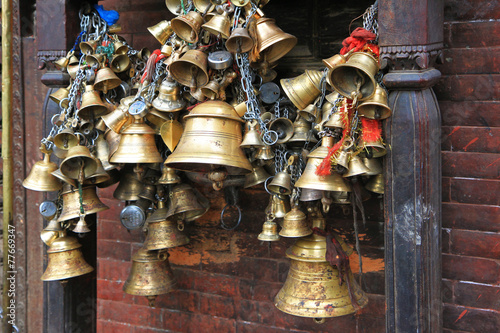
top-left (274, 145), bottom-right (287, 174)
top-left (363, 1), bottom-right (378, 39)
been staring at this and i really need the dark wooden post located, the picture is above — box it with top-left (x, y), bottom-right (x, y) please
top-left (379, 1), bottom-right (443, 332)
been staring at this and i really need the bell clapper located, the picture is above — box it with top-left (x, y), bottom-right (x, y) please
top-left (314, 318), bottom-right (326, 324)
top-left (146, 295), bottom-right (157, 307)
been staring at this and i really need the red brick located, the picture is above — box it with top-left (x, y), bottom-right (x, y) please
top-left (238, 278), bottom-right (255, 300)
top-left (443, 279), bottom-right (454, 304)
top-left (443, 228), bottom-right (451, 253)
top-left (97, 279), bottom-right (125, 302)
top-left (132, 326), bottom-right (170, 333)
top-left (450, 178), bottom-right (500, 206)
top-left (439, 101), bottom-right (500, 127)
top-left (99, 220), bottom-right (144, 243)
top-left (97, 183), bottom-right (119, 200)
top-left (153, 290), bottom-right (199, 313)
top-left (442, 203), bottom-right (500, 232)
top-left (445, 21), bottom-right (500, 48)
top-left (235, 321), bottom-right (310, 333)
top-left (97, 258), bottom-right (131, 282)
top-left (443, 177), bottom-right (451, 202)
top-left (454, 281), bottom-right (500, 311)
top-left (441, 126), bottom-right (500, 153)
top-left (253, 281), bottom-right (282, 302)
top-left (443, 254), bottom-right (500, 284)
top-left (97, 197), bottom-right (124, 221)
top-left (171, 268), bottom-right (197, 290)
top-left (444, 0), bottom-right (500, 21)
top-left (443, 304), bottom-right (500, 332)
top-left (99, 300), bottom-right (163, 329)
top-left (236, 257), bottom-right (279, 282)
top-left (97, 239), bottom-right (131, 261)
top-left (234, 231), bottom-right (271, 258)
top-left (439, 47), bottom-right (500, 75)
top-left (199, 293), bottom-right (236, 318)
top-left (442, 152), bottom-right (500, 180)
top-left (97, 319), bottom-right (132, 333)
top-left (180, 313), bottom-right (236, 333)
top-left (450, 229), bottom-right (500, 259)
top-left (435, 75), bottom-right (500, 102)
top-left (192, 271), bottom-right (239, 297)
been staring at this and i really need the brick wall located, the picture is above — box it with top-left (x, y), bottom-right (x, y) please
top-left (435, 1), bottom-right (500, 332)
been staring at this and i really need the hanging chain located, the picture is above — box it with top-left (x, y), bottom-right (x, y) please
top-left (145, 61), bottom-right (166, 103)
top-left (363, 1), bottom-right (379, 39)
top-left (274, 145), bottom-right (287, 174)
top-left (243, 2), bottom-right (257, 28)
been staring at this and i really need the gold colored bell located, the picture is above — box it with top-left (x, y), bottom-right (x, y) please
top-left (357, 84), bottom-right (392, 119)
top-left (138, 48), bottom-right (152, 60)
top-left (294, 137), bottom-right (352, 192)
top-left (72, 215), bottom-right (92, 234)
top-left (51, 168), bottom-right (77, 187)
top-left (281, 70), bottom-right (323, 110)
top-left (331, 191), bottom-right (351, 205)
top-left (226, 27), bottom-right (254, 53)
top-left (323, 108), bottom-right (346, 129)
top-left (169, 50), bottom-right (209, 88)
top-left (288, 116), bottom-right (318, 147)
top-left (138, 184), bottom-right (157, 202)
top-left (67, 55), bottom-right (81, 80)
top-left (84, 159), bottom-right (111, 185)
top-left (202, 11), bottom-right (231, 39)
top-left (94, 67), bottom-right (122, 94)
top-left (257, 217), bottom-right (280, 242)
top-left (158, 166), bottom-right (181, 185)
top-left (171, 11), bottom-right (204, 43)
top-left (54, 51), bottom-right (74, 70)
top-left (260, 111), bottom-right (275, 123)
top-left (57, 184), bottom-right (109, 222)
top-left (166, 0), bottom-right (190, 16)
top-left (110, 54), bottom-right (131, 73)
top-left (144, 202), bottom-right (189, 250)
top-left (299, 104), bottom-right (320, 123)
top-left (53, 128), bottom-right (78, 150)
top-left (244, 164), bottom-right (271, 188)
top-left (40, 220), bottom-right (63, 246)
top-left (254, 17), bottom-right (297, 64)
top-left (240, 120), bottom-right (265, 149)
top-left (113, 167), bottom-right (143, 201)
top-left (95, 134), bottom-right (117, 171)
top-left (165, 101), bottom-right (252, 175)
top-left (166, 183), bottom-right (210, 222)
top-left (79, 39), bottom-right (99, 55)
top-left (363, 157), bottom-right (382, 176)
top-left (59, 144), bottom-right (98, 180)
top-left (335, 150), bottom-right (350, 171)
top-left (77, 85), bottom-right (109, 120)
top-left (23, 152), bottom-right (62, 191)
top-left (41, 233), bottom-right (94, 281)
top-left (110, 119), bottom-right (163, 164)
top-left (189, 87), bottom-right (207, 102)
top-left (113, 41), bottom-right (129, 55)
top-left (104, 128), bottom-right (122, 160)
top-left (299, 188), bottom-right (323, 202)
top-left (49, 85), bottom-right (70, 108)
top-left (255, 144), bottom-right (274, 161)
top-left (328, 52), bottom-right (379, 101)
top-left (343, 155), bottom-right (370, 178)
top-left (265, 194), bottom-right (291, 219)
top-left (268, 170), bottom-right (292, 195)
top-left (101, 104), bottom-right (133, 134)
top-left (86, 53), bottom-right (105, 69)
top-left (193, 0), bottom-right (215, 13)
top-left (359, 136), bottom-right (387, 158)
top-left (365, 174), bottom-right (384, 194)
top-left (201, 80), bottom-right (220, 100)
top-left (280, 206), bottom-right (312, 238)
top-left (322, 50), bottom-right (354, 71)
top-left (123, 248), bottom-right (177, 307)
top-left (269, 117), bottom-right (294, 144)
top-left (153, 77), bottom-right (186, 112)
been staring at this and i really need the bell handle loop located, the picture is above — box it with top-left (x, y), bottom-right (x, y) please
top-left (157, 250), bottom-right (169, 261)
top-left (177, 221), bottom-right (185, 232)
top-left (74, 132), bottom-right (86, 146)
top-left (220, 204), bottom-right (242, 230)
top-left (263, 176), bottom-right (274, 195)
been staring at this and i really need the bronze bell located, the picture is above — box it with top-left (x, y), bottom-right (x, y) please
top-left (171, 11), bottom-right (204, 43)
top-left (343, 155), bottom-right (370, 178)
top-left (123, 248), bottom-right (177, 307)
top-left (288, 116), bottom-right (318, 147)
top-left (323, 108), bottom-right (346, 129)
top-left (72, 215), bottom-right (92, 234)
top-left (226, 27), bottom-right (254, 53)
top-left (365, 174), bottom-right (384, 194)
top-left (299, 188), bottom-right (323, 202)
top-left (23, 152), bottom-right (62, 192)
top-left (104, 129), bottom-right (122, 161)
top-left (94, 67), bottom-right (122, 94)
top-left (357, 84), bottom-right (392, 120)
top-left (281, 70), bottom-right (323, 110)
top-left (359, 136), bottom-right (387, 158)
top-left (110, 54), bottom-right (131, 73)
top-left (77, 85), bottom-right (109, 120)
top-left (299, 104), bottom-right (320, 123)
top-left (54, 50), bottom-right (74, 70)
top-left (254, 17), bottom-right (297, 64)
top-left (165, 101), bottom-right (252, 176)
top-left (158, 165), bottom-right (181, 185)
top-left (265, 194), bottom-right (291, 219)
top-left (169, 50), bottom-right (209, 88)
top-left (79, 39), bottom-right (99, 55)
top-left (138, 184), bottom-right (157, 202)
top-left (101, 102), bottom-right (134, 134)
top-left (53, 128), bottom-right (79, 151)
top-left (152, 77), bottom-right (186, 112)
top-left (110, 119), bottom-right (163, 164)
top-left (335, 150), bottom-right (350, 172)
top-left (280, 206), bottom-right (312, 238)
top-left (60, 144), bottom-right (98, 180)
top-left (244, 164), bottom-right (271, 188)
top-left (85, 53), bottom-right (105, 69)
top-left (49, 85), bottom-right (70, 108)
top-left (240, 120), bottom-right (265, 149)
top-left (57, 184), bottom-right (109, 222)
top-left (166, 183), bottom-right (210, 222)
top-left (189, 87), bottom-right (207, 102)
top-left (113, 167), bottom-right (143, 201)
top-left (166, 0), bottom-right (191, 16)
top-left (269, 117), bottom-right (294, 144)
top-left (363, 157), bottom-right (382, 176)
top-left (328, 52), bottom-right (379, 101)
top-left (202, 10), bottom-right (231, 39)
top-left (51, 168), bottom-right (77, 187)
top-left (95, 134), bottom-right (117, 171)
top-left (201, 80), bottom-right (220, 100)
top-left (41, 232), bottom-right (94, 281)
top-left (257, 216), bottom-right (280, 242)
top-left (294, 137), bottom-right (352, 192)
top-left (113, 41), bottom-right (129, 55)
top-left (255, 144), bottom-right (275, 161)
top-left (83, 159), bottom-right (111, 186)
top-left (268, 170), bottom-right (292, 195)
top-left (144, 202), bottom-right (189, 250)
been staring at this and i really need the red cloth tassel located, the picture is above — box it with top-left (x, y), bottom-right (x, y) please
top-left (361, 118), bottom-right (382, 143)
top-left (340, 27), bottom-right (378, 56)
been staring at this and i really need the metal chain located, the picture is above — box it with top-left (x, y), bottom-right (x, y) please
top-left (232, 6), bottom-right (241, 30)
top-left (274, 145), bottom-right (287, 174)
top-left (146, 61), bottom-right (166, 103)
top-left (363, 1), bottom-right (379, 39)
top-left (243, 2), bottom-right (257, 28)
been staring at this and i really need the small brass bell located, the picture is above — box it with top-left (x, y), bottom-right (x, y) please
top-left (79, 39), bottom-right (99, 55)
top-left (280, 206), bottom-right (312, 238)
top-left (49, 85), bottom-right (70, 108)
top-left (255, 145), bottom-right (275, 161)
top-left (67, 55), bottom-right (81, 80)
top-left (110, 54), bottom-right (131, 73)
top-left (72, 215), bottom-right (92, 234)
top-left (363, 157), bottom-right (383, 176)
top-left (40, 219), bottom-right (63, 246)
top-left (94, 67), bottom-right (122, 94)
top-left (113, 167), bottom-right (143, 201)
top-left (269, 117), bottom-right (294, 144)
top-left (171, 11), bottom-right (204, 43)
top-left (158, 165), bottom-right (181, 185)
top-left (57, 184), bottom-right (109, 222)
top-left (152, 77), bottom-right (186, 112)
top-left (288, 115), bottom-right (318, 148)
top-left (23, 152), bottom-right (62, 192)
top-left (257, 216), bottom-right (280, 242)
top-left (189, 87), bottom-right (207, 102)
top-left (357, 85), bottom-right (392, 120)
top-left (359, 136), bottom-right (387, 158)
top-left (85, 53), bottom-right (105, 69)
top-left (343, 155), bottom-right (370, 178)
top-left (53, 128), bottom-right (79, 151)
top-left (265, 194), bottom-right (291, 219)
top-left (77, 85), bottom-right (109, 120)
top-left (169, 50), bottom-right (209, 88)
top-left (123, 248), bottom-right (177, 307)
top-left (95, 134), bottom-right (117, 171)
top-left (104, 129), bottom-right (122, 160)
top-left (166, 0), bottom-right (191, 16)
top-left (144, 202), bottom-right (189, 250)
top-left (226, 27), bottom-right (254, 53)
top-left (334, 150), bottom-right (350, 173)
top-left (59, 144), bottom-right (98, 180)
top-left (54, 50), bottom-right (74, 70)
top-left (365, 174), bottom-right (384, 194)
top-left (201, 80), bottom-right (220, 100)
top-left (202, 10), bottom-right (231, 39)
top-left (166, 183), bottom-right (210, 222)
top-left (244, 164), bottom-right (271, 188)
top-left (281, 70), bottom-right (323, 110)
top-left (96, 168), bottom-right (120, 189)
top-left (101, 103), bottom-right (134, 134)
top-left (193, 0), bottom-right (215, 13)
top-left (138, 184), bottom-right (157, 202)
top-left (268, 170), bottom-right (292, 195)
top-left (230, 0), bottom-right (249, 6)
top-left (254, 17), bottom-right (297, 64)
top-left (240, 120), bottom-right (265, 149)
top-left (113, 41), bottom-right (129, 55)
top-left (299, 104), bottom-right (320, 123)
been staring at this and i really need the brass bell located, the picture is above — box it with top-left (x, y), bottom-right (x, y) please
top-left (96, 168), bottom-right (120, 189)
top-left (257, 216), bottom-right (280, 242)
top-left (79, 39), bottom-right (99, 55)
top-left (299, 188), bottom-right (323, 202)
top-left (113, 41), bottom-right (129, 55)
top-left (171, 11), bottom-right (204, 43)
top-left (363, 157), bottom-right (382, 176)
top-left (365, 174), bottom-right (384, 194)
top-left (299, 104), bottom-right (320, 123)
top-left (152, 77), bottom-right (186, 112)
top-left (101, 103), bottom-right (134, 134)
top-left (84, 159), bottom-right (111, 185)
top-left (260, 111), bottom-right (275, 124)
top-left (328, 52), bottom-right (379, 101)
top-left (201, 80), bottom-right (220, 100)
top-left (244, 163), bottom-right (271, 188)
top-left (123, 248), bottom-right (177, 307)
top-left (110, 54), bottom-right (131, 73)
top-left (323, 108), bottom-right (346, 129)
top-left (233, 101), bottom-right (247, 118)
top-left (288, 115), bottom-right (318, 147)
top-left (72, 215), bottom-right (92, 234)
top-left (49, 85), bottom-right (70, 108)
top-left (57, 184), bottom-right (109, 222)
top-left (41, 232), bottom-right (94, 281)
top-left (59, 144), bottom-right (98, 180)
top-left (144, 202), bottom-right (189, 250)
top-left (158, 165), bottom-right (181, 185)
top-left (269, 117), bottom-right (294, 144)
top-left (67, 55), bottom-right (81, 80)
top-left (169, 50), bottom-right (209, 88)
top-left (226, 27), bottom-right (254, 53)
top-left (240, 120), bottom-right (265, 149)
top-left (331, 191), bottom-right (351, 205)
top-left (294, 137), bottom-right (351, 192)
top-left (165, 101), bottom-right (252, 176)
top-left (95, 134), bottom-right (117, 171)
top-left (202, 10), bottom-right (231, 39)
top-left (359, 136), bottom-right (387, 158)
top-left (193, 0), bottom-right (215, 13)
top-left (23, 152), bottom-right (62, 191)
top-left (104, 128), bottom-right (122, 160)
top-left (109, 119), bottom-right (163, 164)
top-left (281, 70), bottom-right (323, 110)
top-left (335, 150), bottom-right (350, 172)
top-left (138, 184), bottom-right (157, 202)
top-left (268, 170), bottom-right (292, 195)
top-left (189, 87), bottom-right (207, 102)
top-left (94, 67), bottom-right (122, 94)
top-left (40, 219), bottom-right (63, 246)
top-left (255, 144), bottom-right (275, 161)
top-left (51, 168), bottom-right (77, 187)
top-left (322, 50), bottom-right (353, 71)
top-left (254, 17), bottom-right (297, 64)
top-left (280, 206), bottom-right (312, 238)
top-left (54, 51), bottom-right (74, 70)
top-left (357, 84), bottom-right (392, 120)
top-left (265, 194), bottom-right (291, 219)
top-left (343, 155), bottom-right (370, 178)
top-left (77, 85), bottom-right (109, 120)
top-left (113, 167), bottom-right (143, 201)
top-left (166, 183), bottom-right (210, 222)
top-left (85, 53), bottom-right (105, 69)
top-left (166, 0), bottom-right (190, 16)
top-left (138, 48), bottom-right (152, 60)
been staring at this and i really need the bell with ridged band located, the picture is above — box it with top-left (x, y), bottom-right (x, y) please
top-left (166, 183), bottom-right (210, 222)
top-left (57, 184), bottom-right (109, 223)
top-left (294, 137), bottom-right (351, 192)
top-left (59, 144), bottom-right (98, 181)
top-left (94, 67), bottom-right (122, 94)
top-left (143, 202), bottom-right (189, 251)
top-left (281, 70), bottom-right (323, 111)
top-left (343, 155), bottom-right (370, 178)
top-left (171, 11), bottom-right (204, 43)
top-left (254, 17), bottom-right (297, 64)
top-left (258, 215), bottom-right (280, 242)
top-left (357, 84), bottom-right (392, 120)
top-left (23, 151), bottom-right (62, 192)
top-left (158, 165), bottom-right (181, 185)
top-left (165, 101), bottom-right (252, 187)
top-left (109, 119), bottom-right (163, 164)
top-left (123, 248), bottom-right (177, 307)
top-left (365, 174), bottom-right (384, 194)
top-left (41, 231), bottom-right (94, 281)
top-left (77, 85), bottom-right (109, 120)
top-left (240, 120), bottom-right (265, 149)
top-left (244, 163), bottom-right (271, 188)
top-left (153, 77), bottom-right (186, 112)
top-left (280, 206), bottom-right (312, 238)
top-left (113, 167), bottom-right (144, 201)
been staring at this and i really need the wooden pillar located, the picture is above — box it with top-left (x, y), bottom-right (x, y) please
top-left (379, 1), bottom-right (444, 332)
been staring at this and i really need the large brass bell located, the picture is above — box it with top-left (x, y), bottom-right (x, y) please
top-left (328, 52), bottom-right (379, 101)
top-left (113, 167), bottom-right (143, 201)
top-left (343, 155), bottom-right (370, 178)
top-left (110, 54), bottom-right (131, 73)
top-left (158, 165), bottom-right (181, 185)
top-left (169, 50), bottom-right (209, 88)
top-left (166, 183), bottom-right (209, 222)
top-left (152, 77), bottom-right (186, 112)
top-left (202, 10), bottom-right (231, 39)
top-left (357, 85), bottom-right (392, 120)
top-left (280, 206), bottom-right (312, 238)
top-left (299, 188), bottom-right (323, 202)
top-left (77, 85), bottom-right (109, 120)
top-left (269, 117), bottom-right (294, 144)
top-left (144, 202), bottom-right (189, 250)
top-left (226, 27), bottom-right (254, 53)
top-left (59, 144), bottom-right (98, 180)
top-left (23, 152), bottom-right (62, 191)
top-left (365, 174), bottom-right (384, 194)
top-left (257, 215), bottom-right (280, 242)
top-left (94, 67), bottom-right (122, 94)
top-left (281, 70), bottom-right (323, 110)
top-left (244, 164), bottom-right (271, 188)
top-left (109, 119), bottom-right (163, 164)
top-left (57, 184), bottom-right (109, 222)
top-left (147, 20), bottom-right (175, 45)
top-left (41, 232), bottom-right (94, 281)
top-left (165, 101), bottom-right (252, 176)
top-left (240, 120), bottom-right (265, 149)
top-left (171, 11), bottom-right (204, 43)
top-left (123, 248), bottom-right (177, 307)
top-left (254, 17), bottom-right (297, 64)
top-left (268, 170), bottom-right (292, 195)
